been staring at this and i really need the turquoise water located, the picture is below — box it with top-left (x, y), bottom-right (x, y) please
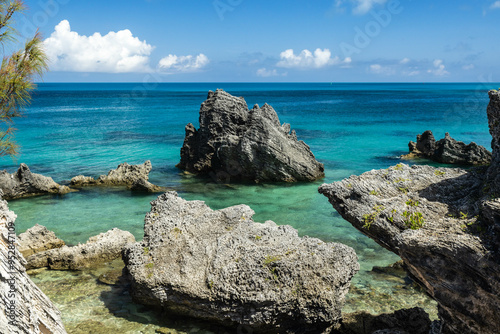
top-left (3, 82), bottom-right (498, 329)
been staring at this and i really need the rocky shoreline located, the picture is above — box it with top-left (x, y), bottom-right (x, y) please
top-left (3, 89), bottom-right (500, 333)
top-left (319, 89), bottom-right (500, 334)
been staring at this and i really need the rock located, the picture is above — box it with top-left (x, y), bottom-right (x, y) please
top-left (337, 307), bottom-right (433, 334)
top-left (319, 162), bottom-right (500, 333)
top-left (0, 193), bottom-right (67, 333)
top-left (403, 130), bottom-right (491, 165)
top-left (129, 178), bottom-right (165, 193)
top-left (70, 161), bottom-right (161, 190)
top-left (0, 163), bottom-right (75, 200)
top-left (123, 191), bottom-right (359, 332)
top-left (17, 224), bottom-right (65, 257)
top-left (177, 89), bottom-right (325, 182)
top-left (25, 228), bottom-right (135, 270)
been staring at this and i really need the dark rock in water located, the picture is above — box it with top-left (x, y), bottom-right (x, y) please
top-left (123, 191), bottom-right (358, 332)
top-left (177, 89), bottom-right (325, 182)
top-left (71, 160), bottom-right (162, 191)
top-left (0, 163), bottom-right (74, 200)
top-left (0, 193), bottom-right (67, 333)
top-left (403, 130), bottom-right (491, 165)
top-left (337, 307), bottom-right (434, 334)
top-left (24, 228), bottom-right (135, 270)
top-left (18, 224), bottom-right (65, 257)
top-left (319, 89), bottom-right (500, 334)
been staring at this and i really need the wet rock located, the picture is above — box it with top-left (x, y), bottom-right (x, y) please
top-left (337, 307), bottom-right (433, 334)
top-left (17, 224), bottom-right (65, 257)
top-left (123, 191), bottom-right (358, 332)
top-left (0, 163), bottom-right (74, 200)
top-left (71, 161), bottom-right (161, 191)
top-left (25, 228), bottom-right (135, 270)
top-left (403, 130), bottom-right (491, 165)
top-left (0, 192), bottom-right (67, 333)
top-left (177, 89), bottom-right (325, 182)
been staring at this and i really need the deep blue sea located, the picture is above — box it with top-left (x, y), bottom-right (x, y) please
top-left (4, 82), bottom-right (498, 332)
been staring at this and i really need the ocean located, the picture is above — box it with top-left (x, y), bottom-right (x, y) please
top-left (3, 82), bottom-right (497, 332)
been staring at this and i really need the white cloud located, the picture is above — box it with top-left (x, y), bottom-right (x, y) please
top-left (158, 54), bottom-right (209, 72)
top-left (491, 1), bottom-right (500, 9)
top-left (44, 20), bottom-right (153, 73)
top-left (335, 0), bottom-right (388, 15)
top-left (427, 59), bottom-right (449, 76)
top-left (277, 48), bottom-right (350, 69)
top-left (400, 57), bottom-right (410, 64)
top-left (256, 68), bottom-right (278, 77)
top-left (462, 64), bottom-right (475, 70)
top-left (369, 63), bottom-right (395, 75)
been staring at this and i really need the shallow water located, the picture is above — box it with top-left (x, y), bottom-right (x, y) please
top-left (5, 82), bottom-right (496, 331)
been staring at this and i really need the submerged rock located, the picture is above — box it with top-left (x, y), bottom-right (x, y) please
top-left (18, 224), bottom-right (65, 258)
top-left (71, 160), bottom-right (162, 191)
top-left (25, 228), bottom-right (135, 270)
top-left (319, 90), bottom-right (500, 334)
top-left (403, 130), bottom-right (491, 165)
top-left (0, 163), bottom-right (74, 200)
top-left (177, 89), bottom-right (325, 182)
top-left (0, 193), bottom-right (67, 333)
top-left (123, 191), bottom-right (359, 332)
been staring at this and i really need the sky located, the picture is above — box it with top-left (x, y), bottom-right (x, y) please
top-left (13, 0), bottom-right (500, 82)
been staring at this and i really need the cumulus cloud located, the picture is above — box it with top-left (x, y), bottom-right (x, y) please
top-left (158, 54), bottom-right (209, 72)
top-left (277, 48), bottom-right (350, 69)
top-left (256, 68), bottom-right (279, 77)
top-left (335, 0), bottom-right (388, 15)
top-left (400, 57), bottom-right (410, 64)
top-left (428, 59), bottom-right (449, 76)
top-left (44, 20), bottom-right (153, 73)
top-left (491, 1), bottom-right (500, 9)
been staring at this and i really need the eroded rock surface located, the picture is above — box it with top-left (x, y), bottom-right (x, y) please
top-left (0, 163), bottom-right (73, 200)
top-left (319, 90), bottom-right (500, 334)
top-left (18, 224), bottom-right (65, 258)
top-left (70, 161), bottom-right (161, 191)
top-left (25, 228), bottom-right (135, 270)
top-left (404, 130), bottom-right (491, 165)
top-left (177, 89), bottom-right (325, 182)
top-left (123, 191), bottom-right (358, 332)
top-left (0, 194), bottom-right (67, 333)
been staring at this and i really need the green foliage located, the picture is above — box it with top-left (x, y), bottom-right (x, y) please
top-left (405, 199), bottom-right (419, 207)
top-left (263, 255), bottom-right (281, 265)
top-left (0, 0), bottom-right (48, 157)
top-left (460, 211), bottom-right (468, 219)
top-left (143, 247), bottom-right (149, 255)
top-left (145, 262), bottom-right (154, 269)
top-left (398, 187), bottom-right (409, 194)
top-left (369, 190), bottom-right (379, 196)
top-left (434, 170), bottom-right (446, 176)
top-left (255, 235), bottom-right (262, 240)
top-left (394, 163), bottom-right (404, 171)
top-left (363, 205), bottom-right (385, 230)
top-left (402, 211), bottom-right (424, 230)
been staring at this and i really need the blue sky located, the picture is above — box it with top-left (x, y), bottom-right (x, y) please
top-left (17, 0), bottom-right (500, 82)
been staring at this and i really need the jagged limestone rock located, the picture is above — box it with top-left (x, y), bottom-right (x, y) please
top-left (177, 89), bottom-right (325, 183)
top-left (0, 163), bottom-right (74, 200)
top-left (124, 191), bottom-right (358, 332)
top-left (0, 194), bottom-right (67, 333)
top-left (404, 130), bottom-right (491, 165)
top-left (17, 224), bottom-right (65, 258)
top-left (25, 228), bottom-right (135, 270)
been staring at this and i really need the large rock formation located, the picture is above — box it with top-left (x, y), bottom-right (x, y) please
top-left (0, 163), bottom-right (74, 200)
top-left (177, 89), bottom-right (325, 182)
top-left (23, 228), bottom-right (135, 270)
top-left (403, 130), bottom-right (491, 165)
top-left (71, 160), bottom-right (162, 192)
top-left (319, 90), bottom-right (500, 334)
top-left (0, 193), bottom-right (67, 333)
top-left (123, 192), bottom-right (359, 332)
